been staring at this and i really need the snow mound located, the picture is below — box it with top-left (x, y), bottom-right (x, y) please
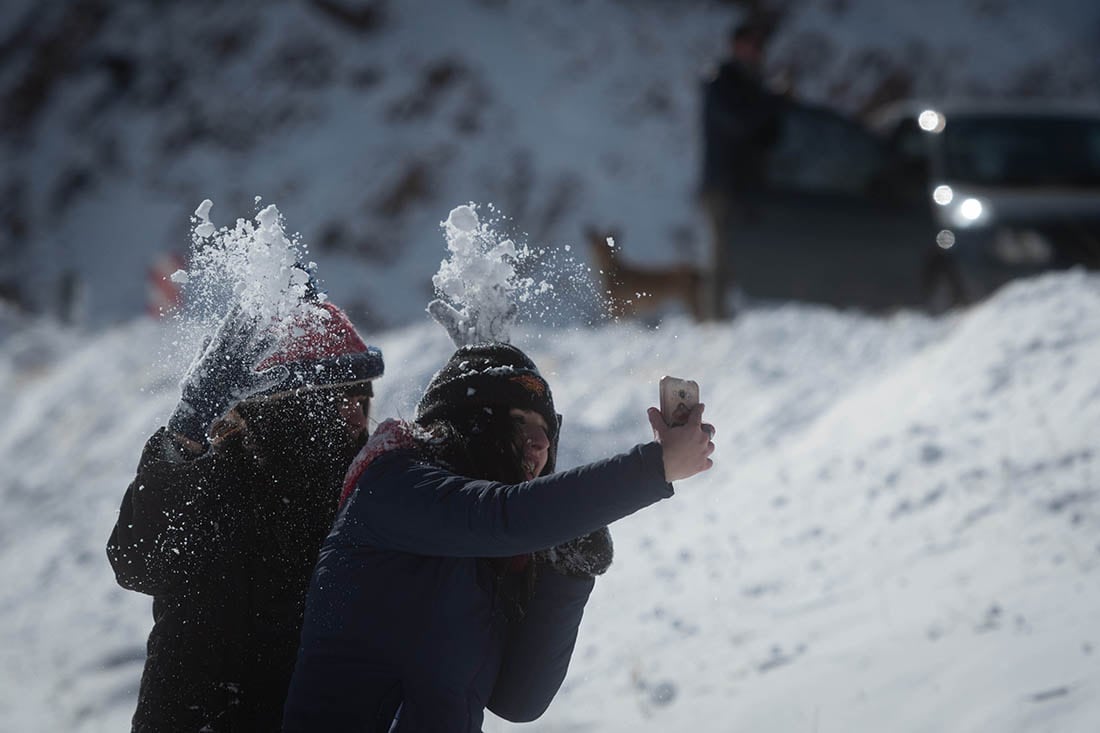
top-left (1, 272), bottom-right (1099, 732)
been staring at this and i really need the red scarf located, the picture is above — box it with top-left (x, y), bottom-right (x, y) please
top-left (338, 419), bottom-right (419, 508)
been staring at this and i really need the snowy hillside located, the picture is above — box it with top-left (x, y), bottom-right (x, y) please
top-left (3, 0), bottom-right (1098, 327)
top-left (2, 270), bottom-right (1098, 731)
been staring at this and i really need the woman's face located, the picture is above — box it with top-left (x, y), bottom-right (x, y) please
top-left (337, 392), bottom-right (371, 440)
top-left (510, 408), bottom-right (550, 480)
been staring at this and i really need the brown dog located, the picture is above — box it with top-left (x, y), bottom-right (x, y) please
top-left (585, 227), bottom-right (706, 321)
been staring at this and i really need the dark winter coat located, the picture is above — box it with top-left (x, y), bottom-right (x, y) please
top-left (282, 440), bottom-right (673, 732)
top-left (107, 414), bottom-right (361, 732)
top-left (701, 59), bottom-right (785, 193)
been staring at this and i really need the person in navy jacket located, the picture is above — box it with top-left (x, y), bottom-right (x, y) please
top-left (283, 342), bottom-right (715, 731)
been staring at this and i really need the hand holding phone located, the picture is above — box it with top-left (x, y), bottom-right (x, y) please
top-left (659, 376), bottom-right (700, 427)
top-left (651, 376), bottom-right (714, 482)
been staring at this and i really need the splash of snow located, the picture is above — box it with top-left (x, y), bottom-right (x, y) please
top-left (193, 199), bottom-right (216, 239)
top-left (430, 203), bottom-right (606, 343)
top-left (162, 198), bottom-right (342, 386)
top-left (181, 198), bottom-right (315, 329)
top-left (430, 204), bottom-right (528, 344)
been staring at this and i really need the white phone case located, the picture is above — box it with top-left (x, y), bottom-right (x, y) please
top-left (660, 376), bottom-right (699, 427)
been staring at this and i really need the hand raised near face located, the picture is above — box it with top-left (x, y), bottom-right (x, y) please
top-left (647, 403), bottom-right (715, 483)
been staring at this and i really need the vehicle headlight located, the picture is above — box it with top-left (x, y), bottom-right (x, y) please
top-left (932, 185), bottom-right (954, 205)
top-left (958, 198), bottom-right (984, 222)
top-left (932, 187), bottom-right (992, 228)
top-left (919, 109), bottom-right (946, 134)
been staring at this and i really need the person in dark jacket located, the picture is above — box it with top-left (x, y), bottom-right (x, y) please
top-left (700, 21), bottom-right (786, 319)
top-left (282, 342), bottom-right (716, 732)
top-left (107, 299), bottom-right (384, 732)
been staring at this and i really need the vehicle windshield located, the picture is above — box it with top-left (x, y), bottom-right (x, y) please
top-left (941, 114), bottom-right (1100, 187)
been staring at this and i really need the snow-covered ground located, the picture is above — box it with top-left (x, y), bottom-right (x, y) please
top-left (2, 270), bottom-right (1098, 731)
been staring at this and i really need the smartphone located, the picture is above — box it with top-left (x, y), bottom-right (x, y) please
top-left (659, 376), bottom-right (700, 427)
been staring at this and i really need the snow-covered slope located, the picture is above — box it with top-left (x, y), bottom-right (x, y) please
top-left (4, 0), bottom-right (1097, 327)
top-left (2, 271), bottom-right (1098, 731)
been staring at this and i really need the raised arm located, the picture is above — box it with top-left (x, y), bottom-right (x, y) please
top-left (106, 429), bottom-right (237, 596)
top-left (339, 404), bottom-right (714, 558)
top-left (108, 305), bottom-right (295, 595)
top-left (337, 442), bottom-right (672, 558)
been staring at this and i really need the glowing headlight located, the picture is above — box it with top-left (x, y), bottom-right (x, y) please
top-left (959, 198), bottom-right (983, 221)
top-left (919, 109), bottom-right (946, 133)
top-left (932, 185), bottom-right (954, 205)
top-left (945, 195), bottom-right (991, 227)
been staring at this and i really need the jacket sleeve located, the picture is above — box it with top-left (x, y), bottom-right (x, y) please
top-left (106, 428), bottom-right (236, 596)
top-left (337, 441), bottom-right (673, 558)
top-left (488, 569), bottom-right (595, 722)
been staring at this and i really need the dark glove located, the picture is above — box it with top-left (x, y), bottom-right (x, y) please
top-left (167, 307), bottom-right (290, 445)
top-left (536, 526), bottom-right (613, 578)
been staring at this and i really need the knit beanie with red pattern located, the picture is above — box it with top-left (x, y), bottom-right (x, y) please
top-left (255, 301), bottom-right (384, 396)
top-left (415, 342), bottom-right (559, 465)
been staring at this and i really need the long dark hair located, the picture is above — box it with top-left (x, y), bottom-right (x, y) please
top-left (415, 404), bottom-right (542, 618)
top-left (415, 405), bottom-right (535, 484)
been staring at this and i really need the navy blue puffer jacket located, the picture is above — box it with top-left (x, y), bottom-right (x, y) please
top-left (283, 435), bottom-right (672, 732)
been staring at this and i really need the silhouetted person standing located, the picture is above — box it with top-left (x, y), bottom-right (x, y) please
top-left (700, 21), bottom-right (784, 319)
